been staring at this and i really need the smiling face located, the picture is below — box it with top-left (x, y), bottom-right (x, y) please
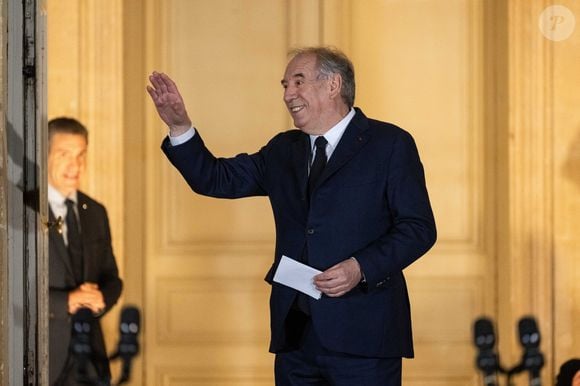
top-left (281, 53), bottom-right (347, 135)
top-left (48, 132), bottom-right (87, 197)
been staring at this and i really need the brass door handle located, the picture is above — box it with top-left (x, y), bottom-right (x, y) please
top-left (41, 216), bottom-right (63, 233)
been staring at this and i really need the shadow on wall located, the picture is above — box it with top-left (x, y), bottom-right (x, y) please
top-left (6, 119), bottom-right (41, 226)
top-left (562, 127), bottom-right (580, 190)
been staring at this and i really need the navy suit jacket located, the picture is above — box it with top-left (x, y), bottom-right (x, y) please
top-left (162, 108), bottom-right (436, 358)
top-left (49, 191), bottom-right (123, 384)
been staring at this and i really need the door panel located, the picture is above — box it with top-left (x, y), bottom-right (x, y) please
top-left (144, 0), bottom-right (285, 384)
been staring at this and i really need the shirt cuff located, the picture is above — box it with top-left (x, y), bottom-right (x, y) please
top-left (168, 126), bottom-right (196, 146)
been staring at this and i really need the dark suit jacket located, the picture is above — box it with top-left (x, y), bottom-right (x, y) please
top-left (162, 108), bottom-right (436, 358)
top-left (49, 191), bottom-right (123, 385)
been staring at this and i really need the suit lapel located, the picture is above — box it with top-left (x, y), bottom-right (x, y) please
top-left (49, 208), bottom-right (74, 277)
top-left (77, 192), bottom-right (90, 280)
top-left (318, 109), bottom-right (371, 187)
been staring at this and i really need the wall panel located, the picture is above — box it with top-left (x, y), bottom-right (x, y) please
top-left (144, 1), bottom-right (289, 384)
top-left (348, 1), bottom-right (492, 383)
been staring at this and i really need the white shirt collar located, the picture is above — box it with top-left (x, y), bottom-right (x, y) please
top-left (309, 108), bottom-right (355, 159)
top-left (48, 185), bottom-right (79, 242)
top-left (48, 185), bottom-right (78, 207)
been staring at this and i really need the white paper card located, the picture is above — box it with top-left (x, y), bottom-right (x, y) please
top-left (273, 255), bottom-right (322, 299)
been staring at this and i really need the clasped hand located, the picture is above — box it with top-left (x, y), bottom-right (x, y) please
top-left (68, 282), bottom-right (105, 315)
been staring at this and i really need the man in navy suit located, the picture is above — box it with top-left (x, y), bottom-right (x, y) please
top-left (147, 47), bottom-right (436, 385)
top-left (48, 118), bottom-right (123, 385)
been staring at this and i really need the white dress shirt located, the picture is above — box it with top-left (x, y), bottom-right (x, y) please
top-left (48, 185), bottom-right (78, 245)
top-left (308, 108), bottom-right (355, 163)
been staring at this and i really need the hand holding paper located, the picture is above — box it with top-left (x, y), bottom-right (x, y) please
top-left (273, 255), bottom-right (322, 299)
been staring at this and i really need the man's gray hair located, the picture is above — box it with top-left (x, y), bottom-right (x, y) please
top-left (290, 46), bottom-right (355, 108)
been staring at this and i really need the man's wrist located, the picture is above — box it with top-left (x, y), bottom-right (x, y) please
top-left (169, 123), bottom-right (192, 137)
top-left (350, 256), bottom-right (366, 284)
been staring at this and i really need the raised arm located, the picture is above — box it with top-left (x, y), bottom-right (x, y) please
top-left (147, 71), bottom-right (193, 136)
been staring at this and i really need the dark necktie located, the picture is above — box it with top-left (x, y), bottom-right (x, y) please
top-left (308, 136), bottom-right (328, 196)
top-left (65, 199), bottom-right (84, 283)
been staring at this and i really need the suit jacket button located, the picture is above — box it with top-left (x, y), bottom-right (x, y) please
top-left (307, 228), bottom-right (315, 235)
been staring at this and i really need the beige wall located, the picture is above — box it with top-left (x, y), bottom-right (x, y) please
top-left (553, 0), bottom-right (580, 368)
top-left (44, 1), bottom-right (580, 385)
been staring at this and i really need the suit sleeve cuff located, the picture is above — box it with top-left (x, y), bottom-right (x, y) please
top-left (350, 256), bottom-right (367, 285)
top-left (168, 126), bottom-right (196, 146)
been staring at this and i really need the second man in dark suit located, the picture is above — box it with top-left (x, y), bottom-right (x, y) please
top-left (48, 117), bottom-right (123, 385)
top-left (147, 47), bottom-right (436, 386)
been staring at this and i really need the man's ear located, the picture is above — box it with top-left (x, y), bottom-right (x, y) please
top-left (328, 73), bottom-right (342, 99)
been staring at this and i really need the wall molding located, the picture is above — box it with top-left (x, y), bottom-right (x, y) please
top-left (497, 1), bottom-right (555, 382)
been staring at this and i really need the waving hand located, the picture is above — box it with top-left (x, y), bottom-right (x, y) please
top-left (147, 71), bottom-right (192, 136)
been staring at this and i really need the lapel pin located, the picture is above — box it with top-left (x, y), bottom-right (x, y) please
top-left (82, 203), bottom-right (88, 210)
